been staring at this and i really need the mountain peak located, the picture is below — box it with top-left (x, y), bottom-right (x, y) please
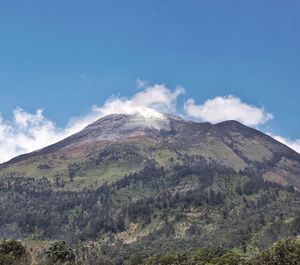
top-left (2, 112), bottom-right (300, 191)
top-left (216, 119), bottom-right (246, 128)
top-left (85, 110), bottom-right (170, 133)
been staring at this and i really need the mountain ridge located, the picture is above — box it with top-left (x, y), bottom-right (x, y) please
top-left (1, 112), bottom-right (300, 190)
top-left (2, 113), bottom-right (298, 165)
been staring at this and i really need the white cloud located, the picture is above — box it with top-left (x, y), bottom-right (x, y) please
top-left (268, 134), bottom-right (300, 153)
top-left (0, 83), bottom-right (184, 163)
top-left (0, 108), bottom-right (62, 163)
top-left (184, 95), bottom-right (273, 126)
top-left (94, 84), bottom-right (185, 116)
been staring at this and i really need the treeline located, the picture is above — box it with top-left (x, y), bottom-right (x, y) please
top-left (139, 238), bottom-right (300, 265)
top-left (2, 237), bottom-right (300, 265)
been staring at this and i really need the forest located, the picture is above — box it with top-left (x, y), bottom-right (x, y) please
top-left (0, 155), bottom-right (300, 264)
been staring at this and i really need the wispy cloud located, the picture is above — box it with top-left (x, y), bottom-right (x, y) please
top-left (184, 95), bottom-right (273, 126)
top-left (136, 78), bottom-right (149, 89)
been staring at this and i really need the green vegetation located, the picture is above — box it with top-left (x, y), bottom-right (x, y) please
top-left (141, 247), bottom-right (243, 265)
top-left (1, 113), bottom-right (300, 264)
top-left (0, 155), bottom-right (299, 264)
top-left (1, 238), bottom-right (299, 264)
top-left (252, 238), bottom-right (300, 265)
top-left (41, 241), bottom-right (75, 265)
top-left (137, 238), bottom-right (300, 265)
top-left (0, 239), bottom-right (30, 265)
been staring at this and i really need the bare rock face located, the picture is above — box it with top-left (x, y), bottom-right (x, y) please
top-left (1, 111), bottom-right (300, 190)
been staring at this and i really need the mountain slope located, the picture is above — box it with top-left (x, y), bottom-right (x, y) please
top-left (0, 112), bottom-right (300, 264)
top-left (1, 112), bottom-right (299, 190)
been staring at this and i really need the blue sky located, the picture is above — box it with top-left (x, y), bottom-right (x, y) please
top-left (0, 0), bottom-right (300, 161)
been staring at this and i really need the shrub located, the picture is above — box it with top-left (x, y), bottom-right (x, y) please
top-left (251, 238), bottom-right (300, 265)
top-left (0, 239), bottom-right (30, 265)
top-left (41, 241), bottom-right (75, 265)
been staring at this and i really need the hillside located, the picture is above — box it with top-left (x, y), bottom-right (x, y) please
top-left (0, 112), bottom-right (300, 264)
top-left (1, 112), bottom-right (300, 190)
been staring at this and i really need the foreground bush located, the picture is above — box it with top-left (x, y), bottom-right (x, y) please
top-left (38, 240), bottom-right (75, 265)
top-left (251, 238), bottom-right (300, 265)
top-left (0, 239), bottom-right (30, 265)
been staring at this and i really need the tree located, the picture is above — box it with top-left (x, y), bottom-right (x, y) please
top-left (68, 162), bottom-right (81, 182)
top-left (252, 238), bottom-right (300, 265)
top-left (42, 241), bottom-right (75, 265)
top-left (0, 239), bottom-right (30, 265)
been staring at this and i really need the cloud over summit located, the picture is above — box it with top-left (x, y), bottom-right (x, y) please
top-left (0, 83), bottom-right (184, 162)
top-left (93, 83), bottom-right (185, 116)
top-left (0, 83), bottom-right (298, 163)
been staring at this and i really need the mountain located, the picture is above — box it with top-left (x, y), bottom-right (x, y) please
top-left (1, 111), bottom-right (300, 190)
top-left (0, 111), bottom-right (300, 264)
